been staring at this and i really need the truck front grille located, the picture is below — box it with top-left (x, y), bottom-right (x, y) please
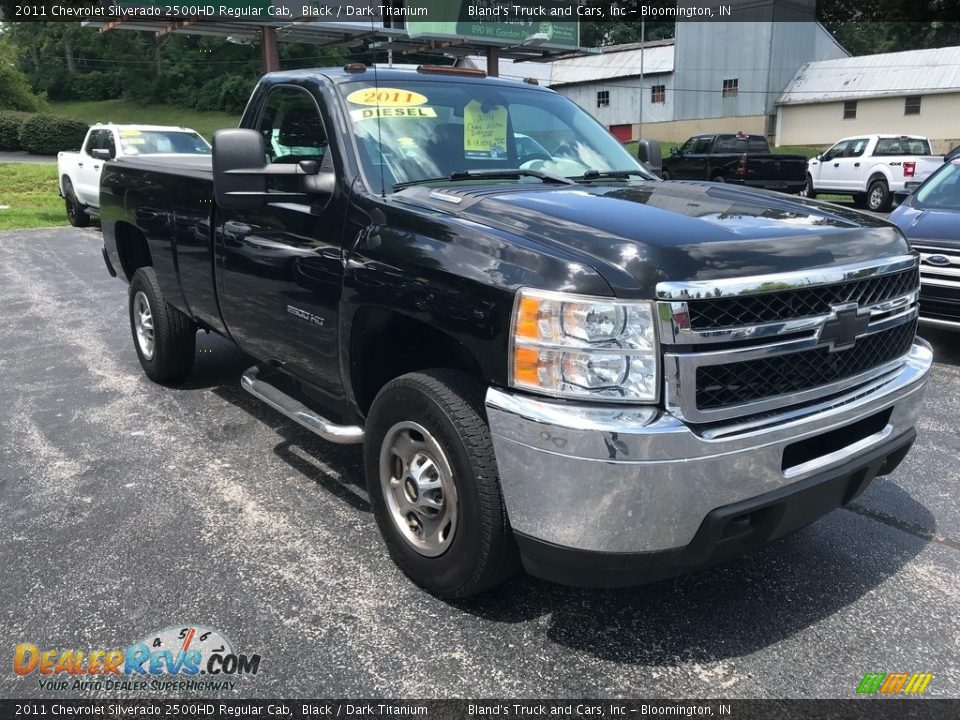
top-left (657, 255), bottom-right (921, 424)
top-left (695, 318), bottom-right (917, 410)
top-left (687, 266), bottom-right (919, 330)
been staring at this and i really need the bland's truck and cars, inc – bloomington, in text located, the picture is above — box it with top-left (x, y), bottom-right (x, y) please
top-left (97, 65), bottom-right (931, 597)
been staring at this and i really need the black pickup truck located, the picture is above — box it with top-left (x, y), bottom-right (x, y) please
top-left (660, 133), bottom-right (808, 193)
top-left (100, 66), bottom-right (931, 598)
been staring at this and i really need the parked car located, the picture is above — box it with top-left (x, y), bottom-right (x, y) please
top-left (99, 66), bottom-right (930, 597)
top-left (803, 134), bottom-right (943, 212)
top-left (57, 123), bottom-right (211, 227)
top-left (660, 133), bottom-right (807, 193)
top-left (889, 159), bottom-right (960, 329)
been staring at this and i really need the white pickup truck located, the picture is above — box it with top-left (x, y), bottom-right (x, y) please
top-left (802, 134), bottom-right (944, 212)
top-left (57, 123), bottom-right (211, 227)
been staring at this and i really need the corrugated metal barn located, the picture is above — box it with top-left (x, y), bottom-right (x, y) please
top-left (776, 47), bottom-right (960, 152)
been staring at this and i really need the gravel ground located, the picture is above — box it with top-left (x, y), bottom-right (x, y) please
top-left (0, 227), bottom-right (957, 700)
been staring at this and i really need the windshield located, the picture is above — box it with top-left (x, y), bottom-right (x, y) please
top-left (340, 80), bottom-right (652, 193)
top-left (118, 129), bottom-right (211, 156)
top-left (914, 159), bottom-right (960, 210)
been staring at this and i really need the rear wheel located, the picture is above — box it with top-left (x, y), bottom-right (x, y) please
top-left (713, 175), bottom-right (726, 183)
top-left (63, 179), bottom-right (89, 228)
top-left (128, 267), bottom-right (196, 383)
top-left (867, 178), bottom-right (892, 212)
top-left (800, 174), bottom-right (817, 199)
top-left (364, 369), bottom-right (519, 598)
top-left (660, 170), bottom-right (670, 181)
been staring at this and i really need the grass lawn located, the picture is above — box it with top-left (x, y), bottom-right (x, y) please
top-left (48, 100), bottom-right (239, 141)
top-left (0, 163), bottom-right (66, 231)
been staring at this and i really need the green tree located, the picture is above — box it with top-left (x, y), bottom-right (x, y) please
top-left (0, 34), bottom-right (42, 111)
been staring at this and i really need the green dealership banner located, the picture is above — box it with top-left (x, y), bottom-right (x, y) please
top-left (405, 0), bottom-right (580, 49)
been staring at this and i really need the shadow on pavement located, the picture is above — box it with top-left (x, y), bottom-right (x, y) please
top-left (453, 481), bottom-right (932, 664)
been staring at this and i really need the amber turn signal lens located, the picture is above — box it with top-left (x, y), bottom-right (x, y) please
top-left (515, 296), bottom-right (542, 340)
top-left (513, 346), bottom-right (541, 385)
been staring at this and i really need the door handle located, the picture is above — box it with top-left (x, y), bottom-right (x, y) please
top-left (833, 162), bottom-right (840, 167)
top-left (222, 220), bottom-right (252, 240)
top-left (93, 165), bottom-right (100, 170)
top-left (77, 162), bottom-right (84, 168)
top-left (854, 162), bottom-right (860, 167)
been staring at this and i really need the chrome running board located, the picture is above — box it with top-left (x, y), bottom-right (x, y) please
top-left (241, 366), bottom-right (364, 445)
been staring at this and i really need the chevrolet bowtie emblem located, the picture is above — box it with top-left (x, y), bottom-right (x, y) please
top-left (819, 302), bottom-right (871, 351)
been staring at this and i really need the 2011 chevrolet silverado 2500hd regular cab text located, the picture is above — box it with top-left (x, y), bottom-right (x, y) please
top-left (99, 67), bottom-right (932, 598)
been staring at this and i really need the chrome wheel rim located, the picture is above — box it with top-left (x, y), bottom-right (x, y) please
top-left (133, 291), bottom-right (155, 360)
top-left (870, 186), bottom-right (884, 209)
top-left (379, 421), bottom-right (458, 557)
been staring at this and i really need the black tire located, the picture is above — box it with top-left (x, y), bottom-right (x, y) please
top-left (364, 369), bottom-right (519, 598)
top-left (801, 174), bottom-right (817, 199)
top-left (63, 179), bottom-right (89, 228)
top-left (128, 267), bottom-right (196, 383)
top-left (867, 178), bottom-right (892, 212)
top-left (659, 170), bottom-right (670, 181)
top-left (713, 175), bottom-right (726, 183)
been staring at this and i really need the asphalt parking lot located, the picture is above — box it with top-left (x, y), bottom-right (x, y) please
top-left (1, 226), bottom-right (958, 699)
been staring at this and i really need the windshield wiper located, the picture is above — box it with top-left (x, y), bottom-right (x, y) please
top-left (393, 168), bottom-right (575, 191)
top-left (575, 169), bottom-right (652, 181)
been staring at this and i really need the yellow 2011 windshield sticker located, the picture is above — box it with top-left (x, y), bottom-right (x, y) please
top-left (464, 100), bottom-right (508, 160)
top-left (346, 88), bottom-right (428, 107)
top-left (350, 106), bottom-right (437, 122)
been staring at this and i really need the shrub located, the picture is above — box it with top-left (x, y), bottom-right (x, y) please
top-left (18, 115), bottom-right (89, 155)
top-left (0, 110), bottom-right (31, 151)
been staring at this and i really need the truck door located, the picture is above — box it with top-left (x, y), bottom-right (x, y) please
top-left (76, 129), bottom-right (108, 206)
top-left (216, 84), bottom-right (346, 401)
top-left (811, 140), bottom-right (849, 191)
top-left (837, 137), bottom-right (869, 191)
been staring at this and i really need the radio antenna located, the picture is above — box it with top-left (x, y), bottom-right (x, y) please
top-left (371, 19), bottom-right (386, 198)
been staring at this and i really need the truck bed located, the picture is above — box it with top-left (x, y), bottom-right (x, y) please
top-left (112, 154), bottom-right (213, 179)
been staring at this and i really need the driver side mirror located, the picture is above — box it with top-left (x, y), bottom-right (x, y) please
top-left (91, 147), bottom-right (114, 161)
top-left (213, 128), bottom-right (334, 210)
top-left (670, 146), bottom-right (680, 156)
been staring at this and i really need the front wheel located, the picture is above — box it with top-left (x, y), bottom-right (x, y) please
top-left (364, 369), bottom-right (519, 598)
top-left (867, 178), bottom-right (892, 212)
top-left (63, 179), bottom-right (89, 228)
top-left (800, 174), bottom-right (817, 199)
top-left (659, 170), bottom-right (670, 181)
top-left (128, 267), bottom-right (196, 383)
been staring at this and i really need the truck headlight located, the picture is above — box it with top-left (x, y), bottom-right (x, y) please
top-left (509, 288), bottom-right (659, 403)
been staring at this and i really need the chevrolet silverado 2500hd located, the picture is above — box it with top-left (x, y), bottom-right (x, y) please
top-left (99, 67), bottom-right (931, 598)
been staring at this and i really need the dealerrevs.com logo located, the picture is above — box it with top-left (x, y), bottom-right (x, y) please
top-left (14, 625), bottom-right (262, 692)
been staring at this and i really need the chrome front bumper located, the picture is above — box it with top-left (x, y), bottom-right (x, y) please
top-left (485, 340), bottom-right (932, 556)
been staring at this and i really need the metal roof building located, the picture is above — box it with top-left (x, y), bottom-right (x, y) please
top-left (776, 46), bottom-right (960, 151)
top-left (778, 47), bottom-right (960, 105)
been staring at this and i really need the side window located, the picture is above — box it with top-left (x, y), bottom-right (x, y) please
top-left (257, 86), bottom-right (328, 166)
top-left (103, 131), bottom-right (116, 158)
top-left (846, 138), bottom-right (868, 157)
top-left (823, 141), bottom-right (848, 161)
top-left (678, 138), bottom-right (696, 154)
top-left (693, 137), bottom-right (713, 154)
top-left (83, 130), bottom-right (101, 155)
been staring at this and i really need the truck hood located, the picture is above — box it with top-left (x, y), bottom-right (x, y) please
top-left (397, 181), bottom-right (910, 297)
top-left (889, 202), bottom-right (960, 250)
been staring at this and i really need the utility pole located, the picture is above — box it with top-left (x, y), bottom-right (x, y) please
top-left (638, 21), bottom-right (645, 142)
